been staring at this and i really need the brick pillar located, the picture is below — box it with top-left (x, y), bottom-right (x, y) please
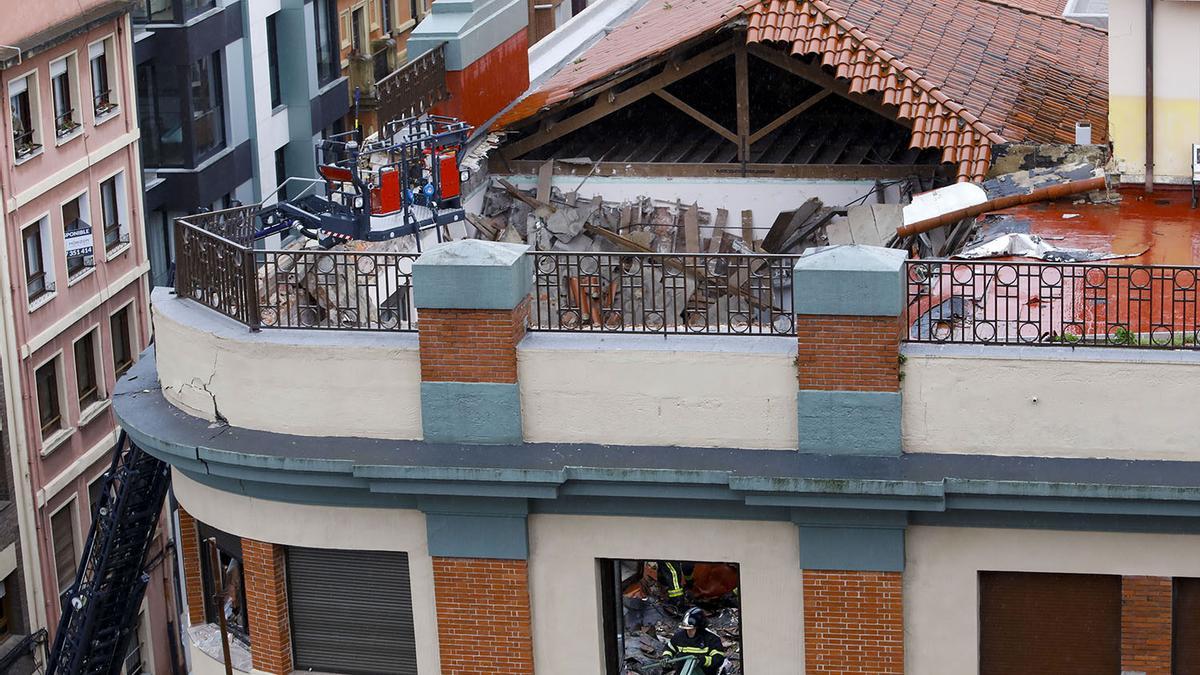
top-left (413, 240), bottom-right (532, 444)
top-left (241, 539), bottom-right (293, 675)
top-left (1122, 576), bottom-right (1172, 675)
top-left (432, 557), bottom-right (534, 674)
top-left (177, 508), bottom-right (206, 626)
top-left (803, 570), bottom-right (904, 674)
top-left (793, 246), bottom-right (906, 455)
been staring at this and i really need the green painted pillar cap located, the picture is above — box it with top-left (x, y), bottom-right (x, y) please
top-left (413, 239), bottom-right (534, 310)
top-left (793, 245), bottom-right (907, 316)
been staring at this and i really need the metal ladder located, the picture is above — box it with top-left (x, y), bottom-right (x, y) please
top-left (45, 431), bottom-right (171, 675)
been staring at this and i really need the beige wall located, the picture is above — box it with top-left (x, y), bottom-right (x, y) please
top-left (519, 335), bottom-right (798, 449)
top-left (527, 514), bottom-right (803, 674)
top-left (1109, 0), bottom-right (1200, 182)
top-left (902, 345), bottom-right (1200, 460)
top-left (152, 288), bottom-right (422, 439)
top-left (906, 525), bottom-right (1200, 674)
top-left (172, 470), bottom-right (442, 674)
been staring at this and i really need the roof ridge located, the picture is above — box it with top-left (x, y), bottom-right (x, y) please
top-left (804, 0), bottom-right (1005, 144)
top-left (968, 0), bottom-right (1108, 33)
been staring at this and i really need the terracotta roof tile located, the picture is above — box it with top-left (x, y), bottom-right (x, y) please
top-left (498, 0), bottom-right (1107, 183)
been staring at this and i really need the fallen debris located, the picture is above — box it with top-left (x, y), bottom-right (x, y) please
top-left (953, 232), bottom-right (1149, 262)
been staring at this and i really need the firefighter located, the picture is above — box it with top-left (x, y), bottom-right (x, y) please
top-left (655, 561), bottom-right (694, 602)
top-left (661, 607), bottom-right (726, 675)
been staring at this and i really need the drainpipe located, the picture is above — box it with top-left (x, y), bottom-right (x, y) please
top-left (1145, 0), bottom-right (1154, 193)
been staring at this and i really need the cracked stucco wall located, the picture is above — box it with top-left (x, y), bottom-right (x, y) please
top-left (151, 288), bottom-right (423, 439)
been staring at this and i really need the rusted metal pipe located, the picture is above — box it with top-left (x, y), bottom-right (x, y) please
top-left (896, 175), bottom-right (1108, 238)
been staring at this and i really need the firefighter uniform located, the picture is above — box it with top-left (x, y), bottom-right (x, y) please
top-left (662, 627), bottom-right (726, 675)
top-left (656, 561), bottom-right (694, 600)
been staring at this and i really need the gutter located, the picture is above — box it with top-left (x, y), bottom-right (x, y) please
top-left (1145, 0), bottom-right (1155, 193)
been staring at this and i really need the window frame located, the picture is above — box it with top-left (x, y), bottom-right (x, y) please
top-left (9, 70), bottom-right (42, 161)
top-left (189, 50), bottom-right (226, 162)
top-left (0, 574), bottom-right (12, 639)
top-left (98, 169), bottom-right (129, 252)
top-left (88, 36), bottom-right (120, 121)
top-left (73, 328), bottom-right (103, 412)
top-left (35, 352), bottom-right (65, 438)
top-left (22, 217), bottom-right (52, 302)
top-left (196, 522), bottom-right (250, 645)
top-left (110, 302), bottom-right (136, 377)
top-left (314, 0), bottom-right (341, 86)
top-left (61, 190), bottom-right (95, 279)
top-left (49, 53), bottom-right (82, 141)
top-left (49, 498), bottom-right (80, 600)
top-left (266, 14), bottom-right (283, 109)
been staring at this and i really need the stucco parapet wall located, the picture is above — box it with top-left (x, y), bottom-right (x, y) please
top-left (115, 352), bottom-right (1200, 521)
top-left (901, 342), bottom-right (1200, 460)
top-left (150, 287), bottom-right (422, 440)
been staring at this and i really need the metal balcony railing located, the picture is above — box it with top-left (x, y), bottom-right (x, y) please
top-left (376, 43), bottom-right (448, 123)
top-left (906, 259), bottom-right (1200, 349)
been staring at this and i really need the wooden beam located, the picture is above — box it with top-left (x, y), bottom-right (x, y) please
top-left (653, 89), bottom-right (739, 144)
top-left (500, 160), bottom-right (937, 180)
top-left (502, 41), bottom-right (736, 159)
top-left (746, 43), bottom-right (912, 128)
top-left (734, 40), bottom-right (751, 163)
top-left (748, 90), bottom-right (833, 145)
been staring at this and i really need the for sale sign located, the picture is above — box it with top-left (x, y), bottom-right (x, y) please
top-left (65, 224), bottom-right (93, 259)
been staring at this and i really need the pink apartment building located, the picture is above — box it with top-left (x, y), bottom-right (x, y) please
top-left (0, 2), bottom-right (171, 673)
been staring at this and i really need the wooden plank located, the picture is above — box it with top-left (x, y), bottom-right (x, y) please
top-left (734, 40), bottom-right (751, 163)
top-left (708, 208), bottom-right (728, 252)
top-left (847, 205), bottom-right (884, 246)
top-left (741, 210), bottom-right (754, 243)
top-left (496, 177), bottom-right (555, 213)
top-left (749, 90), bottom-right (832, 145)
top-left (502, 41), bottom-right (736, 159)
top-left (684, 203), bottom-right (700, 252)
top-left (619, 204), bottom-right (632, 233)
top-left (499, 160), bottom-right (936, 180)
top-left (654, 89), bottom-right (739, 144)
top-left (536, 160), bottom-right (554, 203)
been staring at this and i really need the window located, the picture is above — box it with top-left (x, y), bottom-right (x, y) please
top-left (100, 173), bottom-right (127, 250)
top-left (88, 472), bottom-right (108, 519)
top-left (190, 51), bottom-right (225, 159)
top-left (51, 55), bottom-right (80, 138)
top-left (111, 306), bottom-right (134, 376)
top-left (36, 357), bottom-right (63, 437)
top-left (0, 575), bottom-right (12, 639)
top-left (123, 610), bottom-right (148, 675)
top-left (62, 194), bottom-right (93, 277)
top-left (9, 73), bottom-right (41, 159)
top-left (267, 15), bottom-right (282, 108)
top-left (381, 0), bottom-right (393, 33)
top-left (274, 146), bottom-right (288, 202)
top-left (314, 0), bottom-right (341, 85)
top-left (75, 330), bottom-right (101, 409)
top-left (136, 62), bottom-right (184, 166)
top-left (599, 559), bottom-right (741, 675)
top-left (131, 0), bottom-right (215, 23)
top-left (197, 523), bottom-right (249, 644)
top-left (287, 548), bottom-right (417, 673)
top-left (51, 502), bottom-right (77, 598)
top-left (90, 38), bottom-right (118, 118)
top-left (351, 7), bottom-right (366, 54)
top-left (23, 220), bottom-right (50, 300)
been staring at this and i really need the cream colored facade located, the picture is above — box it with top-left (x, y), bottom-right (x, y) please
top-left (902, 345), bottom-right (1200, 460)
top-left (1109, 0), bottom-right (1200, 183)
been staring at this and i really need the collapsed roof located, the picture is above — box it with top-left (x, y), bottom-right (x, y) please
top-left (495, 0), bottom-right (1108, 182)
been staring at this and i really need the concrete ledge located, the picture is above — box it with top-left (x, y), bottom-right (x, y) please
top-left (902, 341), bottom-right (1200, 365)
top-left (422, 381), bottom-right (522, 444)
top-left (797, 526), bottom-right (906, 572)
top-left (798, 390), bottom-right (901, 455)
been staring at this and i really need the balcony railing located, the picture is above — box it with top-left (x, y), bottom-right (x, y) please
top-left (529, 252), bottom-right (800, 335)
top-left (174, 208), bottom-right (418, 332)
top-left (906, 259), bottom-right (1200, 349)
top-left (376, 43), bottom-right (448, 123)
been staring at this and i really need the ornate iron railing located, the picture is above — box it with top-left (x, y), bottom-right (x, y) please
top-left (906, 259), bottom-right (1200, 348)
top-left (529, 252), bottom-right (800, 335)
top-left (174, 210), bottom-right (418, 332)
top-left (377, 43), bottom-right (448, 123)
top-left (255, 249), bottom-right (418, 331)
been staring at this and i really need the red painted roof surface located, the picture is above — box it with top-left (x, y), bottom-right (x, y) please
top-left (498, 0), bottom-right (1107, 184)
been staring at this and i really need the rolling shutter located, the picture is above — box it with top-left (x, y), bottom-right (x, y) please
top-left (287, 547), bottom-right (418, 674)
top-left (979, 571), bottom-right (1119, 675)
top-left (1174, 578), bottom-right (1200, 673)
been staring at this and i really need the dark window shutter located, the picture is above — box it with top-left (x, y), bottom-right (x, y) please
top-left (1175, 578), bottom-right (1200, 674)
top-left (286, 547), bottom-right (418, 674)
top-left (979, 571), bottom-right (1120, 675)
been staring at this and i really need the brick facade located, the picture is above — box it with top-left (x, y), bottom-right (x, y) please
top-left (177, 508), bottom-right (206, 626)
top-left (803, 570), bottom-right (904, 674)
top-left (796, 315), bottom-right (902, 391)
top-left (418, 298), bottom-right (530, 383)
top-left (242, 539), bottom-right (293, 675)
top-left (432, 557), bottom-right (534, 674)
top-left (1122, 575), bottom-right (1173, 675)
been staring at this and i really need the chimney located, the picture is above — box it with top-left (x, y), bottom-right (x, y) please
top-left (407, 0), bottom-right (530, 128)
top-left (1075, 121), bottom-right (1093, 145)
